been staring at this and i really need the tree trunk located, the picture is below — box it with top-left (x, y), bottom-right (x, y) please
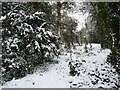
top-left (110, 3), bottom-right (119, 55)
top-left (57, 2), bottom-right (62, 37)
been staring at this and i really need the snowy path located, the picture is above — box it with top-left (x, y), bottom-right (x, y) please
top-left (0, 44), bottom-right (119, 89)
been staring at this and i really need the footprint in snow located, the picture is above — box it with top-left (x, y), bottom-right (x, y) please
top-left (82, 60), bottom-right (86, 63)
top-left (32, 83), bottom-right (35, 85)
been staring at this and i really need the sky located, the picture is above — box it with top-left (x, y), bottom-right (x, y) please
top-left (68, 12), bottom-right (89, 31)
top-left (68, 2), bottom-right (89, 32)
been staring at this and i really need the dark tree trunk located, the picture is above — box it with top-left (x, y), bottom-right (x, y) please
top-left (57, 2), bottom-right (62, 37)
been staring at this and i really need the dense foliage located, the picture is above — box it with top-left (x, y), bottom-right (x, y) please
top-left (62, 15), bottom-right (78, 49)
top-left (1, 2), bottom-right (119, 86)
top-left (86, 2), bottom-right (120, 74)
top-left (1, 2), bottom-right (59, 82)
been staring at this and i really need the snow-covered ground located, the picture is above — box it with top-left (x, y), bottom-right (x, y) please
top-left (0, 44), bottom-right (119, 89)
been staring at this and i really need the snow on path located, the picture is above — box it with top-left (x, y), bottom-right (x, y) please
top-left (0, 44), bottom-right (119, 89)
top-left (67, 44), bottom-right (119, 88)
top-left (0, 51), bottom-right (70, 88)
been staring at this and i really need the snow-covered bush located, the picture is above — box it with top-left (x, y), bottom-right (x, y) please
top-left (2, 2), bottom-right (59, 82)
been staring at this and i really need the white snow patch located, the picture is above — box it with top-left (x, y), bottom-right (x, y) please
top-left (0, 44), bottom-right (119, 89)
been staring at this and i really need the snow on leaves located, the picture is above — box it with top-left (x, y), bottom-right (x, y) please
top-left (2, 2), bottom-right (59, 82)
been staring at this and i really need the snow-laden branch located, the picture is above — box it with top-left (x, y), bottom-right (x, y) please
top-left (40, 22), bottom-right (47, 29)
